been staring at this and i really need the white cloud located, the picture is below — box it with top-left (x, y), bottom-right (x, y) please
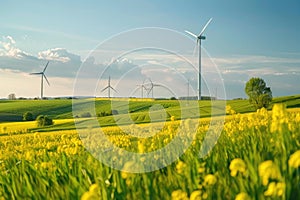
top-left (38, 48), bottom-right (71, 63)
top-left (6, 36), bottom-right (16, 44)
top-left (0, 35), bottom-right (31, 58)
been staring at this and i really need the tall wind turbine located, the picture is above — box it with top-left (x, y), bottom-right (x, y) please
top-left (101, 76), bottom-right (117, 98)
top-left (185, 18), bottom-right (212, 100)
top-left (30, 61), bottom-right (50, 99)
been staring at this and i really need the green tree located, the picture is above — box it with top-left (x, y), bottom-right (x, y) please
top-left (245, 77), bottom-right (272, 109)
top-left (36, 115), bottom-right (53, 127)
top-left (23, 112), bottom-right (34, 121)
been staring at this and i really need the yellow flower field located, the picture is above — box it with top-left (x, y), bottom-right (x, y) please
top-left (0, 105), bottom-right (299, 199)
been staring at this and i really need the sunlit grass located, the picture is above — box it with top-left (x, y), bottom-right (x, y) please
top-left (0, 104), bottom-right (299, 199)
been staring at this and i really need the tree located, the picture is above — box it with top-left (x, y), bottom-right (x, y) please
top-left (8, 93), bottom-right (16, 100)
top-left (36, 115), bottom-right (53, 127)
top-left (245, 77), bottom-right (272, 109)
top-left (23, 112), bottom-right (34, 121)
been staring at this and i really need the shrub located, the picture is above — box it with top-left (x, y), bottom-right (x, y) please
top-left (23, 112), bottom-right (34, 121)
top-left (80, 112), bottom-right (92, 118)
top-left (97, 110), bottom-right (118, 117)
top-left (36, 115), bottom-right (53, 127)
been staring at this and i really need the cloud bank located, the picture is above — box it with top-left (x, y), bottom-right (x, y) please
top-left (0, 35), bottom-right (300, 99)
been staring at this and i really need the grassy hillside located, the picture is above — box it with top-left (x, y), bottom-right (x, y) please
top-left (0, 95), bottom-right (300, 129)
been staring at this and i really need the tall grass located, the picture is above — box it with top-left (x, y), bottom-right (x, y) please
top-left (0, 105), bottom-right (299, 199)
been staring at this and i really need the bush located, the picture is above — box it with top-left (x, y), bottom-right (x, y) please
top-left (80, 112), bottom-right (92, 118)
top-left (36, 115), bottom-right (53, 127)
top-left (23, 112), bottom-right (34, 121)
top-left (97, 110), bottom-right (118, 117)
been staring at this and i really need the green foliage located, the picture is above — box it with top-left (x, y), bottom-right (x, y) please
top-left (97, 111), bottom-right (111, 117)
top-left (245, 77), bottom-right (272, 109)
top-left (80, 112), bottom-right (92, 118)
top-left (36, 115), bottom-right (53, 127)
top-left (23, 112), bottom-right (34, 121)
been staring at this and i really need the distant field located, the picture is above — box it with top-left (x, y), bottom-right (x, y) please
top-left (0, 95), bottom-right (300, 131)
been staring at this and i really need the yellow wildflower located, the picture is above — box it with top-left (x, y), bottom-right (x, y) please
top-left (264, 182), bottom-right (285, 197)
top-left (258, 160), bottom-right (281, 186)
top-left (226, 105), bottom-right (236, 115)
top-left (288, 150), bottom-right (300, 168)
top-left (171, 116), bottom-right (176, 121)
top-left (235, 192), bottom-right (251, 200)
top-left (138, 140), bottom-right (144, 153)
top-left (81, 184), bottom-right (100, 200)
top-left (202, 192), bottom-right (208, 199)
top-left (89, 184), bottom-right (99, 193)
top-left (80, 192), bottom-right (99, 200)
top-left (171, 189), bottom-right (189, 200)
top-left (176, 161), bottom-right (187, 174)
top-left (229, 158), bottom-right (247, 177)
top-left (204, 174), bottom-right (217, 186)
top-left (189, 190), bottom-right (202, 200)
top-left (198, 167), bottom-right (205, 173)
top-left (270, 104), bottom-right (288, 133)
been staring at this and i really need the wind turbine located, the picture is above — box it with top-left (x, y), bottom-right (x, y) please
top-left (148, 84), bottom-right (164, 98)
top-left (185, 18), bottom-right (212, 100)
top-left (101, 76), bottom-right (117, 98)
top-left (145, 79), bottom-right (169, 98)
top-left (136, 83), bottom-right (147, 98)
top-left (30, 61), bottom-right (50, 99)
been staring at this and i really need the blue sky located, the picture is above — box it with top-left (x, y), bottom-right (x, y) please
top-left (1, 0), bottom-right (300, 99)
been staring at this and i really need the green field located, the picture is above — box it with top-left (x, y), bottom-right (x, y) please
top-left (0, 95), bottom-right (300, 123)
top-left (0, 95), bottom-right (299, 199)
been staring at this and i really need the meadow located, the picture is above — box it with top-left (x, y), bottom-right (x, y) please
top-left (0, 96), bottom-right (299, 199)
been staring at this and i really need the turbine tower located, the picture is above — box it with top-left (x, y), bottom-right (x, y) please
top-left (30, 61), bottom-right (50, 99)
top-left (101, 76), bottom-right (117, 98)
top-left (136, 83), bottom-right (147, 98)
top-left (185, 18), bottom-right (212, 100)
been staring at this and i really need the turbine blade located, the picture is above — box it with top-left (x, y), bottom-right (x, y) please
top-left (132, 86), bottom-right (140, 95)
top-left (185, 30), bottom-right (198, 39)
top-left (43, 74), bottom-right (50, 86)
top-left (43, 61), bottom-right (50, 73)
top-left (30, 72), bottom-right (43, 75)
top-left (101, 86), bottom-right (109, 92)
top-left (147, 88), bottom-right (152, 95)
top-left (199, 18), bottom-right (213, 36)
top-left (110, 86), bottom-right (118, 93)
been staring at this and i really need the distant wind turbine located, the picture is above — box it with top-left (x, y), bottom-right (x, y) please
top-left (185, 18), bottom-right (212, 100)
top-left (101, 76), bottom-right (117, 98)
top-left (30, 61), bottom-right (50, 99)
top-left (136, 83), bottom-right (147, 98)
top-left (145, 78), bottom-right (172, 98)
